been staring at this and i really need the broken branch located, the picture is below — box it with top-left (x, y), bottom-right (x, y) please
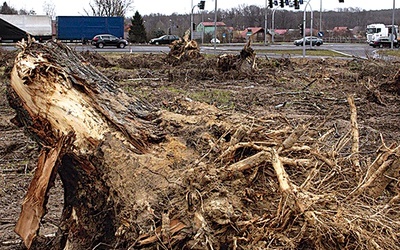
top-left (347, 94), bottom-right (360, 171)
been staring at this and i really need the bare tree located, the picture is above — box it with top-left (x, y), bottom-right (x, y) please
top-left (43, 0), bottom-right (56, 19)
top-left (85, 0), bottom-right (133, 17)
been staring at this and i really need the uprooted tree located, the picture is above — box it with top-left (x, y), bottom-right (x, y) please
top-left (8, 40), bottom-right (400, 249)
top-left (166, 29), bottom-right (202, 65)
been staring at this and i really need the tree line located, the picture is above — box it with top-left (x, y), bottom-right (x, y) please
top-left (142, 6), bottom-right (400, 41)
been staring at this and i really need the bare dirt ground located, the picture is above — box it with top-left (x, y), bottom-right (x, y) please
top-left (1, 46), bottom-right (399, 249)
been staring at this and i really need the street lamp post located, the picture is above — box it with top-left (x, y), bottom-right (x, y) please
top-left (201, 10), bottom-right (204, 44)
top-left (191, 5), bottom-right (196, 40)
top-left (302, 0), bottom-right (313, 57)
top-left (264, 0), bottom-right (268, 46)
top-left (191, 0), bottom-right (193, 40)
top-left (213, 0), bottom-right (217, 53)
top-left (319, 0), bottom-right (322, 33)
top-left (310, 5), bottom-right (313, 50)
top-left (191, 1), bottom-right (206, 41)
top-left (391, 0), bottom-right (395, 49)
top-left (272, 8), bottom-right (279, 43)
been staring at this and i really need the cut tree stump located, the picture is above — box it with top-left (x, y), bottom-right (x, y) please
top-left (167, 29), bottom-right (202, 65)
top-left (8, 40), bottom-right (400, 250)
top-left (217, 33), bottom-right (257, 72)
top-left (9, 40), bottom-right (169, 249)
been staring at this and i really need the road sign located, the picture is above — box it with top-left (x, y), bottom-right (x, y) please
top-left (318, 31), bottom-right (324, 37)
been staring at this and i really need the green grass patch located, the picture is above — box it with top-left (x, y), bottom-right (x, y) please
top-left (122, 84), bottom-right (234, 110)
top-left (189, 89), bottom-right (234, 109)
top-left (375, 49), bottom-right (400, 57)
top-left (160, 86), bottom-right (186, 95)
top-left (121, 85), bottom-right (186, 103)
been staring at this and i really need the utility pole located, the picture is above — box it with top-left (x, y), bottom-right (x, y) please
top-left (391, 0), bottom-right (395, 49)
top-left (191, 0), bottom-right (193, 40)
top-left (213, 0), bottom-right (217, 54)
top-left (264, 0), bottom-right (268, 46)
top-left (191, 5), bottom-right (196, 40)
top-left (272, 8), bottom-right (278, 43)
top-left (319, 0), bottom-right (322, 32)
top-left (201, 10), bottom-right (204, 44)
top-left (302, 0), bottom-right (312, 58)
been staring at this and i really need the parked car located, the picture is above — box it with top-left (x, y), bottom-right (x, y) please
top-left (91, 34), bottom-right (128, 48)
top-left (294, 36), bottom-right (323, 46)
top-left (211, 38), bottom-right (220, 44)
top-left (149, 35), bottom-right (180, 45)
top-left (369, 37), bottom-right (399, 48)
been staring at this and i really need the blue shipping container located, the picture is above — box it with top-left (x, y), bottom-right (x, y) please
top-left (57, 16), bottom-right (124, 42)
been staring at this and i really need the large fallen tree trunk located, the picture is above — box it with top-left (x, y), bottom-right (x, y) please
top-left (9, 40), bottom-right (169, 249)
top-left (8, 40), bottom-right (400, 249)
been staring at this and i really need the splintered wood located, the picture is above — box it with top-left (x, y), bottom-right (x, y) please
top-left (8, 40), bottom-right (400, 249)
top-left (15, 134), bottom-right (73, 249)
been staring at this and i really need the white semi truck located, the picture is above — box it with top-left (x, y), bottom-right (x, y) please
top-left (366, 23), bottom-right (399, 43)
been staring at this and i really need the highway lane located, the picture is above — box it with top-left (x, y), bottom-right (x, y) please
top-left (82, 42), bottom-right (377, 59)
top-left (218, 43), bottom-right (375, 58)
top-left (0, 42), bottom-right (382, 58)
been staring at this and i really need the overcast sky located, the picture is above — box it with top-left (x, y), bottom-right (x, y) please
top-left (6, 0), bottom-right (397, 16)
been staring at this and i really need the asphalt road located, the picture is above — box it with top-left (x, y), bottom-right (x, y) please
top-left (83, 42), bottom-right (376, 59)
top-left (203, 43), bottom-right (376, 58)
top-left (1, 42), bottom-right (378, 59)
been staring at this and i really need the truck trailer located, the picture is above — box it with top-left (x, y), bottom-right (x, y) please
top-left (56, 16), bottom-right (124, 44)
top-left (0, 14), bottom-right (52, 42)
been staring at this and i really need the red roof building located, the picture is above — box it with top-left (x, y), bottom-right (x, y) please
top-left (240, 27), bottom-right (265, 42)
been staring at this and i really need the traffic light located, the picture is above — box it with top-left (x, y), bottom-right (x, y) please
top-left (280, 0), bottom-right (284, 8)
top-left (294, 0), bottom-right (300, 9)
top-left (198, 0), bottom-right (205, 10)
top-left (339, 0), bottom-right (344, 2)
top-left (299, 23), bottom-right (304, 36)
top-left (268, 0), bottom-right (273, 8)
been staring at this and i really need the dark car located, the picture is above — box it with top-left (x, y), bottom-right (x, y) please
top-left (294, 36), bottom-right (323, 46)
top-left (149, 35), bottom-right (180, 45)
top-left (91, 34), bottom-right (128, 48)
top-left (369, 37), bottom-right (399, 48)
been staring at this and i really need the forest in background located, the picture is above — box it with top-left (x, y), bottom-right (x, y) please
top-left (142, 6), bottom-right (400, 41)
